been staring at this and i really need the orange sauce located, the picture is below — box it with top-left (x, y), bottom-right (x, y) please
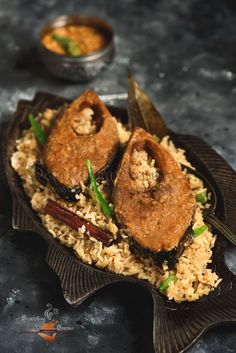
top-left (42, 25), bottom-right (107, 56)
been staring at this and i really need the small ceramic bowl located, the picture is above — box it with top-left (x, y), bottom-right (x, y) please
top-left (39, 15), bottom-right (115, 82)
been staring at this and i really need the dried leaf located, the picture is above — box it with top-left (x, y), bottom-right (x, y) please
top-left (128, 73), bottom-right (168, 138)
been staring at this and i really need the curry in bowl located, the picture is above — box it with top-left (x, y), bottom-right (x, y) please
top-left (42, 25), bottom-right (108, 57)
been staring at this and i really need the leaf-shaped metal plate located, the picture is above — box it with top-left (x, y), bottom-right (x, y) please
top-left (3, 92), bottom-right (236, 353)
top-left (0, 122), bottom-right (12, 237)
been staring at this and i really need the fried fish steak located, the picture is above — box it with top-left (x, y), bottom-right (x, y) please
top-left (41, 91), bottom-right (119, 199)
top-left (113, 127), bottom-right (195, 254)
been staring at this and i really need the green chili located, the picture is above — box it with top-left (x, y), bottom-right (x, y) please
top-left (86, 160), bottom-right (112, 217)
top-left (196, 192), bottom-right (208, 204)
top-left (159, 275), bottom-right (178, 294)
top-left (193, 224), bottom-right (208, 237)
top-left (28, 113), bottom-right (46, 145)
top-left (52, 34), bottom-right (81, 56)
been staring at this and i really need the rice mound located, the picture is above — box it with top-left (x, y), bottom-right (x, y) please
top-left (11, 108), bottom-right (221, 302)
top-left (72, 107), bottom-right (97, 135)
top-left (130, 149), bottom-right (158, 189)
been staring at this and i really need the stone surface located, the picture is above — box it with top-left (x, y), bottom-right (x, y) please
top-left (0, 0), bottom-right (236, 352)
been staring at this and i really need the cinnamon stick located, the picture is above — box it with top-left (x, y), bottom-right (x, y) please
top-left (44, 199), bottom-right (112, 246)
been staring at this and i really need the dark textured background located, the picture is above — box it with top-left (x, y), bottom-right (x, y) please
top-left (0, 0), bottom-right (236, 352)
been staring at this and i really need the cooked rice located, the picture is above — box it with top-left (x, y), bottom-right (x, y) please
top-left (130, 148), bottom-right (158, 189)
top-left (160, 136), bottom-right (193, 168)
top-left (72, 107), bottom-right (97, 135)
top-left (11, 108), bottom-right (221, 302)
top-left (165, 208), bottom-right (221, 301)
top-left (116, 120), bottom-right (131, 144)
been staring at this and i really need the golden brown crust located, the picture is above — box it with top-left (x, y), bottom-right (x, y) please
top-left (113, 128), bottom-right (195, 253)
top-left (43, 91), bottom-right (119, 187)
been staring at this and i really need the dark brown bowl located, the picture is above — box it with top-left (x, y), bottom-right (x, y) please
top-left (3, 92), bottom-right (236, 353)
top-left (39, 15), bottom-right (115, 81)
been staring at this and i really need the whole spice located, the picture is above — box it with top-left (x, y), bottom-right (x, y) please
top-left (196, 192), bottom-right (208, 204)
top-left (28, 113), bottom-right (46, 145)
top-left (86, 159), bottom-right (112, 217)
top-left (52, 34), bottom-right (81, 56)
top-left (193, 224), bottom-right (208, 237)
top-left (44, 199), bottom-right (112, 246)
top-left (159, 275), bottom-right (178, 293)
